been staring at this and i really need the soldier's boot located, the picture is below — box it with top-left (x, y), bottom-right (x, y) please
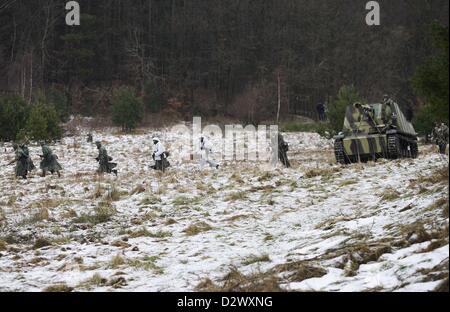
top-left (57, 171), bottom-right (61, 178)
top-left (112, 169), bottom-right (118, 176)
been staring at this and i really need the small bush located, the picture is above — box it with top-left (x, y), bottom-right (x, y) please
top-left (22, 102), bottom-right (62, 141)
top-left (46, 87), bottom-right (69, 122)
top-left (0, 95), bottom-right (28, 141)
top-left (328, 85), bottom-right (363, 133)
top-left (111, 87), bottom-right (144, 132)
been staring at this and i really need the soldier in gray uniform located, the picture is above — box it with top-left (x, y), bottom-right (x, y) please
top-left (278, 133), bottom-right (291, 168)
top-left (21, 143), bottom-right (36, 173)
top-left (432, 123), bottom-right (449, 155)
top-left (95, 141), bottom-right (118, 176)
top-left (10, 144), bottom-right (28, 179)
top-left (39, 143), bottom-right (62, 177)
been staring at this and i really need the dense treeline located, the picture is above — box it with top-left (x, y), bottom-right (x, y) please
top-left (0, 0), bottom-right (448, 131)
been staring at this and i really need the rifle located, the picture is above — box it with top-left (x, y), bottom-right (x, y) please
top-left (7, 159), bottom-right (16, 166)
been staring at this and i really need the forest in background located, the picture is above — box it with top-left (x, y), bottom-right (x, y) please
top-left (0, 0), bottom-right (448, 139)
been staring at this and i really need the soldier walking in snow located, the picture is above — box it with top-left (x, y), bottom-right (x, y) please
top-left (432, 122), bottom-right (449, 155)
top-left (39, 142), bottom-right (62, 177)
top-left (95, 141), bottom-right (118, 176)
top-left (151, 137), bottom-right (170, 171)
top-left (9, 144), bottom-right (29, 179)
top-left (278, 133), bottom-right (291, 168)
top-left (199, 136), bottom-right (219, 169)
top-left (21, 143), bottom-right (36, 174)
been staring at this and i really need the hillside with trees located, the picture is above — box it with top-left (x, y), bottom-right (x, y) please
top-left (0, 0), bottom-right (448, 135)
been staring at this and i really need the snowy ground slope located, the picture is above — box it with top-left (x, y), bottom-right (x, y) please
top-left (0, 130), bottom-right (448, 292)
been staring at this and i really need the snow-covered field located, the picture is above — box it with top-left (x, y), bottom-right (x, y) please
top-left (0, 129), bottom-right (448, 292)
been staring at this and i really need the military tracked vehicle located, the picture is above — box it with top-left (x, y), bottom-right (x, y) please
top-left (333, 100), bottom-right (418, 164)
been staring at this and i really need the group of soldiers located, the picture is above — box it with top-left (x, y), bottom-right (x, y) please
top-left (8, 131), bottom-right (292, 179)
top-left (9, 142), bottom-right (62, 179)
top-left (8, 119), bottom-right (447, 179)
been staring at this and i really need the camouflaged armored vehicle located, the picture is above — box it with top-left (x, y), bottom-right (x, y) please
top-left (333, 100), bottom-right (418, 164)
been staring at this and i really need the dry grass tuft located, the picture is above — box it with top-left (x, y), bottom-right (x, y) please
top-left (127, 256), bottom-right (163, 273)
top-left (131, 184), bottom-right (146, 195)
top-left (110, 253), bottom-right (125, 268)
top-left (33, 237), bottom-right (52, 249)
top-left (140, 195), bottom-right (161, 206)
top-left (303, 166), bottom-right (341, 179)
top-left (417, 166), bottom-right (449, 185)
top-left (126, 227), bottom-right (172, 239)
top-left (78, 273), bottom-right (108, 289)
top-left (225, 191), bottom-right (247, 202)
top-left (381, 189), bottom-right (400, 201)
top-left (43, 283), bottom-right (73, 292)
top-left (0, 239), bottom-right (7, 251)
top-left (73, 201), bottom-right (117, 224)
top-left (196, 266), bottom-right (283, 292)
top-left (196, 260), bottom-right (327, 292)
top-left (183, 222), bottom-right (213, 236)
top-left (242, 254), bottom-right (271, 266)
top-left (272, 261), bottom-right (327, 282)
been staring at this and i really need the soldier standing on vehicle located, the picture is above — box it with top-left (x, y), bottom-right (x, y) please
top-left (432, 123), bottom-right (449, 155)
top-left (95, 141), bottom-right (118, 176)
top-left (199, 136), bottom-right (219, 169)
top-left (383, 94), bottom-right (395, 106)
top-left (278, 133), bottom-right (291, 168)
top-left (151, 137), bottom-right (170, 171)
top-left (39, 142), bottom-right (62, 177)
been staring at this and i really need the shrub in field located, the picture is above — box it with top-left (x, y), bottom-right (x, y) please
top-left (111, 87), bottom-right (144, 132)
top-left (0, 95), bottom-right (28, 141)
top-left (328, 85), bottom-right (363, 133)
top-left (22, 102), bottom-right (62, 141)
